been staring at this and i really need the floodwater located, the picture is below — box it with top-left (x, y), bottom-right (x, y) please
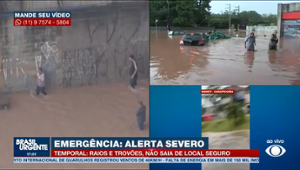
top-left (150, 31), bottom-right (300, 85)
top-left (0, 81), bottom-right (149, 169)
top-left (202, 130), bottom-right (250, 170)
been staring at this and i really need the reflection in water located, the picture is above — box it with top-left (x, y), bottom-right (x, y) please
top-left (244, 51), bottom-right (255, 72)
top-left (151, 31), bottom-right (300, 85)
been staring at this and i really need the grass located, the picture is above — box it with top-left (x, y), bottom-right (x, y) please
top-left (202, 115), bottom-right (250, 133)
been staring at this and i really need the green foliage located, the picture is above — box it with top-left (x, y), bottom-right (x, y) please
top-left (225, 102), bottom-right (246, 126)
top-left (209, 11), bottom-right (277, 29)
top-left (151, 1), bottom-right (278, 28)
top-left (202, 115), bottom-right (249, 132)
top-left (150, 0), bottom-right (211, 26)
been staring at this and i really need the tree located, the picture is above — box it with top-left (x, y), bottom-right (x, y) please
top-left (225, 102), bottom-right (246, 126)
top-left (209, 10), bottom-right (277, 29)
top-left (150, 0), bottom-right (211, 26)
top-left (150, 0), bottom-right (277, 28)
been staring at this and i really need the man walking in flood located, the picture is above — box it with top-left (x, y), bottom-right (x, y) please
top-left (36, 67), bottom-right (47, 96)
top-left (129, 55), bottom-right (138, 90)
top-left (244, 32), bottom-right (256, 51)
top-left (136, 100), bottom-right (146, 130)
top-left (269, 30), bottom-right (278, 50)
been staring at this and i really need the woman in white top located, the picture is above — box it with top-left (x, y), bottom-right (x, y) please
top-left (36, 67), bottom-right (47, 96)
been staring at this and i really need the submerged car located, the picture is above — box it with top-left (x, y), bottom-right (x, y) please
top-left (208, 31), bottom-right (231, 40)
top-left (179, 33), bottom-right (208, 46)
top-left (168, 30), bottom-right (185, 35)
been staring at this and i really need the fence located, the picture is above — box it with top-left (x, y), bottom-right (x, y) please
top-left (246, 26), bottom-right (278, 37)
top-left (150, 26), bottom-right (278, 38)
top-left (150, 26), bottom-right (214, 31)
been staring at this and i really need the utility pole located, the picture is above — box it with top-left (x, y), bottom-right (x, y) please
top-left (226, 4), bottom-right (231, 34)
top-left (236, 5), bottom-right (240, 15)
top-left (235, 6), bottom-right (240, 30)
top-left (167, 0), bottom-right (169, 25)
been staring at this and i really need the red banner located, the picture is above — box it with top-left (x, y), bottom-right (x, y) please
top-left (282, 12), bottom-right (300, 20)
top-left (200, 89), bottom-right (235, 94)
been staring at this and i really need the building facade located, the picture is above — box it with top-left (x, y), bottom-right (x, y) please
top-left (278, 3), bottom-right (300, 38)
top-left (0, 1), bottom-right (149, 92)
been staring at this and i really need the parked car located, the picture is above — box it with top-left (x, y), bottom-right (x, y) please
top-left (180, 33), bottom-right (209, 46)
top-left (168, 30), bottom-right (185, 36)
top-left (202, 113), bottom-right (214, 121)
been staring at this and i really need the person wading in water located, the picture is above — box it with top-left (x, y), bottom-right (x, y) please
top-left (36, 67), bottom-right (47, 96)
top-left (129, 55), bottom-right (138, 90)
top-left (136, 100), bottom-right (146, 130)
top-left (244, 32), bottom-right (256, 51)
top-left (269, 30), bottom-right (278, 50)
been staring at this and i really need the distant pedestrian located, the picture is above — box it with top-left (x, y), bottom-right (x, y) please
top-left (167, 25), bottom-right (171, 32)
top-left (269, 30), bottom-right (278, 50)
top-left (136, 100), bottom-right (146, 130)
top-left (245, 32), bottom-right (256, 51)
top-left (36, 67), bottom-right (47, 96)
top-left (129, 55), bottom-right (138, 90)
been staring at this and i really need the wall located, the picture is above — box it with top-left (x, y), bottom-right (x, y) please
top-left (150, 26), bottom-right (214, 31)
top-left (0, 2), bottom-right (149, 92)
top-left (282, 3), bottom-right (300, 13)
top-left (278, 3), bottom-right (300, 38)
top-left (278, 3), bottom-right (283, 39)
top-left (246, 26), bottom-right (277, 37)
top-left (0, 1), bottom-right (113, 12)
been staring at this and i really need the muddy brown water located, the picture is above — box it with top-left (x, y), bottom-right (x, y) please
top-left (150, 31), bottom-right (300, 85)
top-left (202, 130), bottom-right (250, 170)
top-left (0, 81), bottom-right (149, 169)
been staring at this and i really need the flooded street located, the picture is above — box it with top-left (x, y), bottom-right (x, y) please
top-left (0, 81), bottom-right (149, 169)
top-left (202, 130), bottom-right (249, 170)
top-left (151, 31), bottom-right (300, 85)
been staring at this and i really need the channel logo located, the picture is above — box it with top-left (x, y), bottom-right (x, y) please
top-left (14, 137), bottom-right (50, 157)
top-left (15, 139), bottom-right (48, 150)
top-left (265, 145), bottom-right (286, 157)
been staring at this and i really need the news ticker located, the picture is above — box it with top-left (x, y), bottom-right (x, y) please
top-left (13, 137), bottom-right (262, 164)
top-left (14, 11), bottom-right (71, 27)
top-left (14, 157), bottom-right (260, 163)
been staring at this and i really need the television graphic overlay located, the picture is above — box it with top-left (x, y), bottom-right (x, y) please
top-left (251, 86), bottom-right (300, 170)
top-left (150, 86), bottom-right (259, 170)
top-left (13, 137), bottom-right (261, 164)
top-left (265, 144), bottom-right (286, 157)
top-left (14, 137), bottom-right (50, 157)
top-left (201, 85), bottom-right (250, 170)
top-left (14, 11), bottom-right (71, 26)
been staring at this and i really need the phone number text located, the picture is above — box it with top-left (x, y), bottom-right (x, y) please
top-left (14, 19), bottom-right (71, 26)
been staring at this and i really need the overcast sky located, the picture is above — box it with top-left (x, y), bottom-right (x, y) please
top-left (210, 1), bottom-right (297, 14)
